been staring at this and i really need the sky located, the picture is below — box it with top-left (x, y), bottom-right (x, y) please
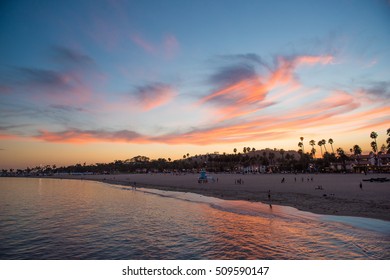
top-left (0, 0), bottom-right (389, 169)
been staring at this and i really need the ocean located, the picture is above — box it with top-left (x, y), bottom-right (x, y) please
top-left (0, 177), bottom-right (389, 259)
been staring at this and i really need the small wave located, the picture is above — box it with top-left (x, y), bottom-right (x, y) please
top-left (123, 184), bottom-right (390, 235)
top-left (321, 215), bottom-right (390, 235)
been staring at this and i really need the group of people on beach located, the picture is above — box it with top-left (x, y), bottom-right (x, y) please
top-left (234, 178), bottom-right (244, 184)
top-left (280, 177), bottom-right (314, 183)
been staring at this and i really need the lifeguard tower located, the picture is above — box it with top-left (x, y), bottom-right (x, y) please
top-left (198, 170), bottom-right (208, 183)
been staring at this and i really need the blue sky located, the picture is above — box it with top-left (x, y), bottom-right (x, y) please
top-left (0, 0), bottom-right (389, 168)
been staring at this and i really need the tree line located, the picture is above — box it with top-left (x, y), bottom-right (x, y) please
top-left (2, 129), bottom-right (389, 176)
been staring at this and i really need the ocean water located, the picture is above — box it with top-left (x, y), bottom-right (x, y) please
top-left (0, 177), bottom-right (389, 260)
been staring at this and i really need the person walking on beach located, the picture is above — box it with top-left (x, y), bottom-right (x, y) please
top-left (360, 182), bottom-right (363, 190)
top-left (268, 190), bottom-right (271, 201)
top-left (281, 177), bottom-right (285, 183)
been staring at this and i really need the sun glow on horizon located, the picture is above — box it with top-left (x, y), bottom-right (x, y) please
top-left (1, 0), bottom-right (389, 169)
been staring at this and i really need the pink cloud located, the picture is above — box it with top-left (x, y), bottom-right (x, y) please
top-left (130, 33), bottom-right (156, 54)
top-left (32, 93), bottom-right (387, 146)
top-left (0, 134), bottom-right (18, 140)
top-left (5, 46), bottom-right (103, 108)
top-left (198, 54), bottom-right (333, 122)
top-left (36, 129), bottom-right (147, 144)
top-left (7, 49), bottom-right (388, 149)
top-left (132, 83), bottom-right (176, 111)
top-left (130, 32), bottom-right (179, 59)
top-left (293, 55), bottom-right (333, 66)
top-left (163, 34), bottom-right (180, 59)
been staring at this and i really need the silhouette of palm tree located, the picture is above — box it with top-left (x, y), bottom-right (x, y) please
top-left (321, 139), bottom-right (328, 153)
top-left (317, 140), bottom-right (323, 157)
top-left (328, 138), bottom-right (334, 154)
top-left (370, 131), bottom-right (378, 152)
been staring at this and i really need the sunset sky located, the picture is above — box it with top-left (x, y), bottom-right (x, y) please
top-left (1, 0), bottom-right (389, 169)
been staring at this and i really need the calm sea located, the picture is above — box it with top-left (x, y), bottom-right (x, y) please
top-left (0, 177), bottom-right (389, 259)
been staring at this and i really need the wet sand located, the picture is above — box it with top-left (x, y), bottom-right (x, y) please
top-left (54, 173), bottom-right (390, 221)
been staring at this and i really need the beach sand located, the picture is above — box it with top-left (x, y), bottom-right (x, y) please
top-left (54, 173), bottom-right (390, 221)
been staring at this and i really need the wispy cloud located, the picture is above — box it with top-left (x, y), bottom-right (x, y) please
top-left (51, 46), bottom-right (96, 69)
top-left (130, 32), bottom-right (180, 59)
top-left (0, 124), bottom-right (32, 139)
top-left (131, 83), bottom-right (176, 111)
top-left (1, 46), bottom-right (100, 107)
top-left (49, 104), bottom-right (87, 114)
top-left (163, 34), bottom-right (180, 59)
top-left (130, 33), bottom-right (156, 54)
top-left (36, 129), bottom-right (146, 144)
top-left (208, 63), bottom-right (258, 87)
top-left (0, 85), bottom-right (12, 95)
top-left (2, 46), bottom-right (388, 148)
top-left (199, 54), bottom-right (333, 122)
top-left (359, 81), bottom-right (390, 101)
top-left (29, 91), bottom-right (387, 145)
top-left (0, 133), bottom-right (22, 140)
top-left (16, 67), bottom-right (70, 88)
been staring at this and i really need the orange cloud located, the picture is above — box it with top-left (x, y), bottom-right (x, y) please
top-left (198, 54), bottom-right (334, 122)
top-left (0, 133), bottom-right (19, 140)
top-left (36, 129), bottom-right (148, 144)
top-left (132, 83), bottom-right (176, 111)
top-left (13, 52), bottom-right (388, 149)
top-left (33, 94), bottom-right (387, 146)
top-left (293, 55), bottom-right (333, 66)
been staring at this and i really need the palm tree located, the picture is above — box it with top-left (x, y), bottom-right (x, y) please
top-left (300, 137), bottom-right (304, 153)
top-left (311, 147), bottom-right (316, 158)
top-left (309, 140), bottom-right (316, 158)
top-left (269, 152), bottom-right (275, 166)
top-left (298, 142), bottom-right (303, 152)
top-left (353, 144), bottom-right (362, 165)
top-left (371, 141), bottom-right (377, 153)
top-left (337, 147), bottom-right (347, 171)
top-left (328, 138), bottom-right (334, 154)
top-left (370, 131), bottom-right (378, 152)
top-left (317, 140), bottom-right (323, 157)
top-left (233, 148), bottom-right (237, 154)
top-left (387, 128), bottom-right (390, 153)
top-left (280, 149), bottom-right (285, 160)
top-left (321, 139), bottom-right (328, 153)
top-left (353, 145), bottom-right (362, 157)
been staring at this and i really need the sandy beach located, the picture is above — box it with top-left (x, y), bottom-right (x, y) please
top-left (53, 172), bottom-right (390, 221)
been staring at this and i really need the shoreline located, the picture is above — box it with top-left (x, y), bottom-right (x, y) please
top-left (45, 172), bottom-right (390, 222)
